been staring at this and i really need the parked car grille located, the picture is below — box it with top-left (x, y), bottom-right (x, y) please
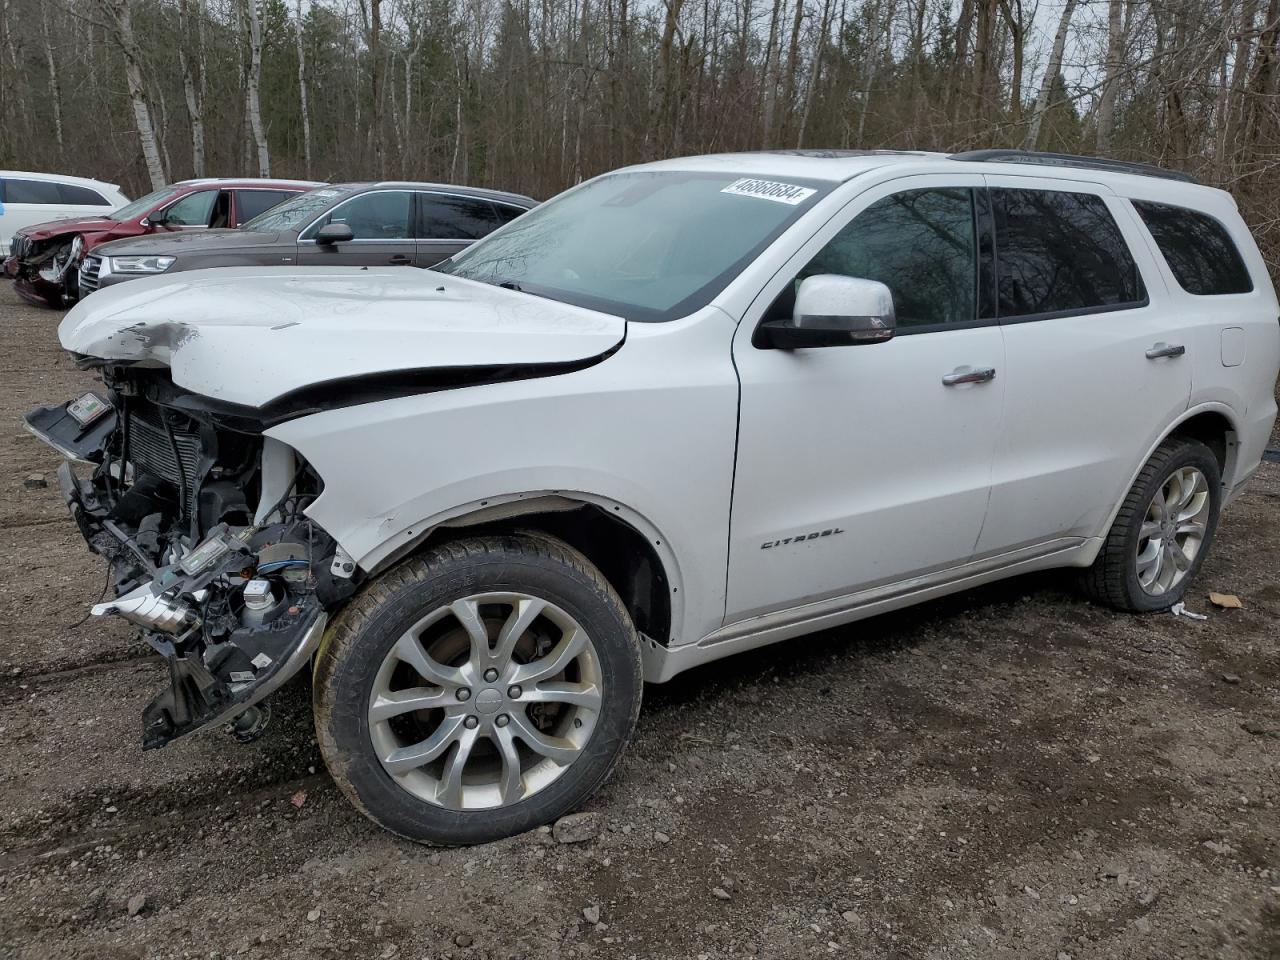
top-left (10, 235), bottom-right (32, 261)
top-left (79, 255), bottom-right (102, 293)
top-left (126, 406), bottom-right (203, 515)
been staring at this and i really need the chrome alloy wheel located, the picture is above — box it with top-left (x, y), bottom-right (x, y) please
top-left (1136, 466), bottom-right (1212, 596)
top-left (368, 593), bottom-right (603, 810)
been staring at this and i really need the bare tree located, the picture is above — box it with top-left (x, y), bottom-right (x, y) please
top-left (178, 0), bottom-right (206, 178)
top-left (100, 0), bottom-right (167, 189)
top-left (242, 0), bottom-right (271, 177)
top-left (1023, 0), bottom-right (1077, 149)
top-left (295, 0), bottom-right (313, 179)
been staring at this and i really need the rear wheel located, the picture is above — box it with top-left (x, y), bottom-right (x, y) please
top-left (1081, 437), bottom-right (1221, 612)
top-left (313, 535), bottom-right (643, 845)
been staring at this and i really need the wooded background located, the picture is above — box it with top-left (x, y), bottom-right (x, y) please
top-left (0, 0), bottom-right (1277, 261)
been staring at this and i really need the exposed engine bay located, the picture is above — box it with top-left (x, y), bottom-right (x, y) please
top-left (26, 363), bottom-right (358, 748)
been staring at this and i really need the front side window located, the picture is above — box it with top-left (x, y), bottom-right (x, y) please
top-left (994, 188), bottom-right (1145, 318)
top-left (235, 190), bottom-right (294, 223)
top-left (421, 195), bottom-right (500, 240)
top-left (798, 188), bottom-right (977, 328)
top-left (161, 189), bottom-right (218, 226)
top-left (1132, 200), bottom-right (1252, 295)
top-left (437, 171), bottom-right (831, 322)
top-left (242, 188), bottom-right (343, 232)
top-left (4, 179), bottom-right (63, 204)
top-left (302, 191), bottom-right (412, 240)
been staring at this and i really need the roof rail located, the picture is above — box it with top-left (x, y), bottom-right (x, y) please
top-left (949, 149), bottom-right (1197, 184)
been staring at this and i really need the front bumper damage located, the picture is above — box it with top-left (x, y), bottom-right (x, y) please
top-left (28, 374), bottom-right (357, 749)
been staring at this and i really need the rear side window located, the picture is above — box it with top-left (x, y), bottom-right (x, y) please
top-left (421, 195), bottom-right (500, 240)
top-left (235, 190), bottom-right (295, 223)
top-left (4, 178), bottom-right (63, 204)
top-left (493, 202), bottom-right (528, 224)
top-left (994, 188), bottom-right (1146, 319)
top-left (59, 184), bottom-right (111, 205)
top-left (1132, 200), bottom-right (1252, 295)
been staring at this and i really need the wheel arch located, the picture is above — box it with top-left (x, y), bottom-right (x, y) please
top-left (361, 492), bottom-right (683, 652)
top-left (1087, 402), bottom-right (1240, 563)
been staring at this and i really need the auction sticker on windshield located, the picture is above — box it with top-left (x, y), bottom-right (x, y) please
top-left (721, 178), bottom-right (817, 205)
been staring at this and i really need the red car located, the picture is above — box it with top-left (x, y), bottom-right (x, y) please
top-left (3, 177), bottom-right (322, 308)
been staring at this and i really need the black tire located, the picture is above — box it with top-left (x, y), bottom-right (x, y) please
top-left (313, 535), bottom-right (643, 845)
top-left (1080, 437), bottom-right (1222, 612)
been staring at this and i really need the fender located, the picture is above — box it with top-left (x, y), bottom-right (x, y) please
top-left (342, 488), bottom-right (687, 649)
top-left (1081, 401), bottom-right (1242, 566)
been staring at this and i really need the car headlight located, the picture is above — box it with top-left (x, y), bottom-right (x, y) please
top-left (109, 255), bottom-right (175, 274)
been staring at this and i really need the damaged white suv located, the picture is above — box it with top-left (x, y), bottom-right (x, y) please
top-left (28, 150), bottom-right (1280, 845)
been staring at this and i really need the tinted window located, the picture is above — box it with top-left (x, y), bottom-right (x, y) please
top-left (800, 188), bottom-right (977, 327)
top-left (1132, 200), bottom-right (1252, 295)
top-left (303, 191), bottom-right (411, 240)
top-left (162, 189), bottom-right (218, 226)
top-left (235, 190), bottom-right (294, 223)
top-left (994, 189), bottom-right (1145, 318)
top-left (493, 203), bottom-right (528, 224)
top-left (4, 179), bottom-right (63, 204)
top-left (59, 184), bottom-right (111, 205)
top-left (421, 195), bottom-right (500, 240)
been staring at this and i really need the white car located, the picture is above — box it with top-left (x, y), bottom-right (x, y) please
top-left (0, 170), bottom-right (127, 257)
top-left (27, 149), bottom-right (1280, 845)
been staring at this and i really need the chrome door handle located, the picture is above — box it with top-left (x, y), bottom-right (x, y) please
top-left (942, 365), bottom-right (996, 386)
top-left (1146, 342), bottom-right (1185, 360)
top-left (389, 255), bottom-right (412, 265)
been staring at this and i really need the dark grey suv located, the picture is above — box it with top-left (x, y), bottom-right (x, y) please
top-left (79, 182), bottom-right (536, 295)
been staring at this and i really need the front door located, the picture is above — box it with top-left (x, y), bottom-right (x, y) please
top-left (726, 176), bottom-right (1005, 624)
top-left (297, 190), bottom-right (417, 268)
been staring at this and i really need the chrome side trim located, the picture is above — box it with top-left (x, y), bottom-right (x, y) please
top-left (641, 538), bottom-right (1090, 683)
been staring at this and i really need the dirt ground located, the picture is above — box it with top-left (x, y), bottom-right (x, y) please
top-left (0, 282), bottom-right (1277, 960)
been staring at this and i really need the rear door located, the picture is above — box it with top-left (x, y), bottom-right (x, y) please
top-left (975, 178), bottom-right (1191, 555)
top-left (416, 193), bottom-right (503, 266)
top-left (296, 190), bottom-right (416, 267)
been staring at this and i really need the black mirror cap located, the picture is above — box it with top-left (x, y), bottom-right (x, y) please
top-left (753, 317), bottom-right (895, 350)
top-left (316, 223), bottom-right (355, 245)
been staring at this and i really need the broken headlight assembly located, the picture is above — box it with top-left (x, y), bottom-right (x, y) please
top-left (26, 367), bottom-right (358, 748)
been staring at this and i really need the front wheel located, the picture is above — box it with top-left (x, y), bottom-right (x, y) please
top-left (313, 535), bottom-right (643, 845)
top-left (1081, 437), bottom-right (1222, 612)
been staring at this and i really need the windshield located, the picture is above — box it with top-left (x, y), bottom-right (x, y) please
top-left (108, 187), bottom-right (181, 221)
top-left (242, 187), bottom-right (345, 232)
top-left (435, 171), bottom-right (831, 321)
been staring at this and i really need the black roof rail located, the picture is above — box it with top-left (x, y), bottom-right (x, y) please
top-left (949, 149), bottom-right (1197, 184)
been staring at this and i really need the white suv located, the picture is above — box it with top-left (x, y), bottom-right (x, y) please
top-left (0, 170), bottom-right (127, 256)
top-left (28, 150), bottom-right (1280, 844)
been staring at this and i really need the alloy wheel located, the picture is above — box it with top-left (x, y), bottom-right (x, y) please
top-left (367, 592), bottom-right (603, 810)
top-left (1135, 466), bottom-right (1211, 596)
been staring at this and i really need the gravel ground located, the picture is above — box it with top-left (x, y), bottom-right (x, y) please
top-left (0, 282), bottom-right (1277, 960)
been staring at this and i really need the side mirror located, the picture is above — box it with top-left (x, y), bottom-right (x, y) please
top-left (316, 223), bottom-right (354, 245)
top-left (755, 275), bottom-right (896, 349)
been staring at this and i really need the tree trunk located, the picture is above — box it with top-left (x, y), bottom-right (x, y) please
top-left (40, 3), bottom-right (64, 162)
top-left (295, 0), bottom-right (312, 178)
top-left (102, 0), bottom-right (167, 190)
top-left (178, 0), bottom-right (205, 178)
top-left (243, 0), bottom-right (270, 176)
top-left (1022, 0), bottom-right (1075, 150)
top-left (1095, 0), bottom-right (1123, 155)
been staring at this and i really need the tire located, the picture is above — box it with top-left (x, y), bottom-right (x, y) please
top-left (313, 535), bottom-right (643, 845)
top-left (1080, 437), bottom-right (1222, 612)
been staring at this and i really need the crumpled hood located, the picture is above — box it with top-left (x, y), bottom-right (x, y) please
top-left (20, 217), bottom-right (120, 241)
top-left (59, 266), bottom-right (626, 409)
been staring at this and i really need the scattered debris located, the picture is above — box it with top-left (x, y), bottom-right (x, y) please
top-left (1221, 673), bottom-right (1241, 685)
top-left (454, 933), bottom-right (473, 947)
top-left (1137, 889), bottom-right (1158, 907)
top-left (1202, 839), bottom-right (1237, 856)
top-left (126, 894), bottom-right (146, 917)
top-left (290, 790), bottom-right (308, 809)
top-left (306, 908), bottom-right (321, 922)
top-left (654, 831), bottom-right (671, 843)
top-left (553, 811), bottom-right (601, 843)
top-left (1170, 602), bottom-right (1208, 621)
top-left (583, 904), bottom-right (601, 924)
top-left (712, 886), bottom-right (732, 901)
top-left (1209, 592), bottom-right (1243, 609)
top-left (1240, 721), bottom-right (1278, 738)
top-left (23, 474), bottom-right (47, 489)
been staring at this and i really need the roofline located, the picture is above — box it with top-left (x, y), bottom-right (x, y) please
top-left (329, 181), bottom-right (538, 205)
top-left (0, 169), bottom-right (123, 190)
top-left (947, 149), bottom-right (1196, 184)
